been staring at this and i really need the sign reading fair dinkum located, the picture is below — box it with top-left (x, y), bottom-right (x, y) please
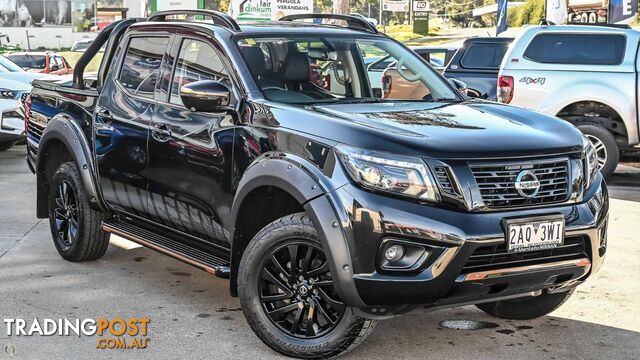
top-left (229, 0), bottom-right (313, 21)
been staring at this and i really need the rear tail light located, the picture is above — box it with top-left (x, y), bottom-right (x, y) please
top-left (382, 75), bottom-right (392, 98)
top-left (497, 75), bottom-right (514, 104)
top-left (24, 94), bottom-right (32, 134)
top-left (323, 74), bottom-right (331, 91)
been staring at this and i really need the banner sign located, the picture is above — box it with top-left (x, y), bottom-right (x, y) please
top-left (230, 0), bottom-right (313, 21)
top-left (382, 0), bottom-right (410, 12)
top-left (609, 0), bottom-right (638, 24)
top-left (496, 0), bottom-right (508, 35)
top-left (545, 0), bottom-right (568, 24)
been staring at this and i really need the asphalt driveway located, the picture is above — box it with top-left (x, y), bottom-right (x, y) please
top-left (1, 145), bottom-right (639, 359)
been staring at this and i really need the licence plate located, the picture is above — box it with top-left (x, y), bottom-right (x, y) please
top-left (505, 217), bottom-right (564, 253)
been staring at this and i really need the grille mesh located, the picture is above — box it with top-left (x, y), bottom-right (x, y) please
top-left (470, 159), bottom-right (569, 208)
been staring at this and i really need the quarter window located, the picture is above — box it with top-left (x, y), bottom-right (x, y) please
top-left (523, 33), bottom-right (626, 65)
top-left (118, 37), bottom-right (169, 99)
top-left (170, 39), bottom-right (230, 107)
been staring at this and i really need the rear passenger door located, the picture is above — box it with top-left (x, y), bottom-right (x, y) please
top-left (95, 34), bottom-right (171, 217)
top-left (145, 35), bottom-right (237, 248)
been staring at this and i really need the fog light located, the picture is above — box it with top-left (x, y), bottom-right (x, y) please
top-left (384, 244), bottom-right (405, 263)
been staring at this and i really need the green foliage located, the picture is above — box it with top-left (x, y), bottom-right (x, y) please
top-left (508, 0), bottom-right (545, 26)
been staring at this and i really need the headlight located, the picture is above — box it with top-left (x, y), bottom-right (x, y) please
top-left (0, 89), bottom-right (18, 99)
top-left (583, 136), bottom-right (599, 190)
top-left (336, 144), bottom-right (440, 202)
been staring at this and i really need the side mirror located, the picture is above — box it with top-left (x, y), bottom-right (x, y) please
top-left (448, 78), bottom-right (468, 96)
top-left (180, 80), bottom-right (231, 113)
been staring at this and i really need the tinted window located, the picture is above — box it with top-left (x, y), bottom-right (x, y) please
top-left (0, 55), bottom-right (24, 72)
top-left (170, 39), bottom-right (230, 107)
top-left (118, 37), bottom-right (169, 99)
top-left (460, 43), bottom-right (508, 69)
top-left (419, 51), bottom-right (447, 68)
top-left (523, 33), bottom-right (625, 65)
top-left (7, 54), bottom-right (46, 69)
top-left (369, 57), bottom-right (394, 71)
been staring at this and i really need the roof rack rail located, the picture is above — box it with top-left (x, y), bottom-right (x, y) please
top-left (279, 14), bottom-right (379, 34)
top-left (566, 22), bottom-right (631, 29)
top-left (148, 10), bottom-right (241, 32)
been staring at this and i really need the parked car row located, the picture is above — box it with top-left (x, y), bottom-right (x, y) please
top-left (0, 50), bottom-right (72, 151)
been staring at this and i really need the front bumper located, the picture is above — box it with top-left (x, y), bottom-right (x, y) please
top-left (328, 174), bottom-right (608, 310)
top-left (0, 100), bottom-right (25, 143)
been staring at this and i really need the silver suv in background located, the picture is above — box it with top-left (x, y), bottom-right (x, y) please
top-left (498, 25), bottom-right (639, 177)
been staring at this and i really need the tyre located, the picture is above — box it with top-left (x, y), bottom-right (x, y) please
top-left (578, 123), bottom-right (619, 178)
top-left (0, 141), bottom-right (14, 152)
top-left (238, 213), bottom-right (376, 359)
top-left (476, 289), bottom-right (575, 320)
top-left (48, 162), bottom-right (110, 262)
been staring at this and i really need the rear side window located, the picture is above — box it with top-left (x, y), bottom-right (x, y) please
top-left (460, 43), bottom-right (509, 69)
top-left (118, 37), bottom-right (169, 99)
top-left (523, 33), bottom-right (626, 65)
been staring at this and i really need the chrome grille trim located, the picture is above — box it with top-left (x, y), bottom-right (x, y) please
top-left (470, 158), bottom-right (570, 208)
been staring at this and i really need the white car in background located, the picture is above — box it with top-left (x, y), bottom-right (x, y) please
top-left (0, 55), bottom-right (48, 151)
top-left (498, 25), bottom-right (639, 177)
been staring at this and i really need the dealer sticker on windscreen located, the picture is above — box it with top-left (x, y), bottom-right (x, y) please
top-left (506, 218), bottom-right (564, 253)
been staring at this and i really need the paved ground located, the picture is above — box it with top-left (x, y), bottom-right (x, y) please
top-left (1, 145), bottom-right (639, 359)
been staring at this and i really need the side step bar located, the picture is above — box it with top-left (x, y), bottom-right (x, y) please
top-left (103, 219), bottom-right (231, 279)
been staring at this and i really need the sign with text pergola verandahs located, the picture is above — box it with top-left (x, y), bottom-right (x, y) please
top-left (229, 0), bottom-right (313, 21)
top-left (383, 0), bottom-right (410, 12)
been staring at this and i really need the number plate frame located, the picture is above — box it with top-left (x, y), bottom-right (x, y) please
top-left (502, 214), bottom-right (566, 253)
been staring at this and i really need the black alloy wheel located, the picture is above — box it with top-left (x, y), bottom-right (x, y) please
top-left (259, 241), bottom-right (346, 339)
top-left (52, 181), bottom-right (79, 251)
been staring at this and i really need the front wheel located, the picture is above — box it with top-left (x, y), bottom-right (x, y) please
top-left (0, 141), bottom-right (14, 152)
top-left (476, 289), bottom-right (575, 320)
top-left (578, 123), bottom-right (619, 178)
top-left (238, 213), bottom-right (376, 359)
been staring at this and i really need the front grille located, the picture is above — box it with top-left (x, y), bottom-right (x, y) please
top-left (27, 116), bottom-right (45, 140)
top-left (470, 159), bottom-right (569, 208)
top-left (434, 166), bottom-right (459, 196)
top-left (462, 236), bottom-right (588, 273)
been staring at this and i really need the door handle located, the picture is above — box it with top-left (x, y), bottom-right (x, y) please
top-left (97, 108), bottom-right (113, 120)
top-left (152, 123), bottom-right (172, 141)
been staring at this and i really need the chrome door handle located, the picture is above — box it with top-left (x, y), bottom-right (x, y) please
top-left (152, 123), bottom-right (172, 141)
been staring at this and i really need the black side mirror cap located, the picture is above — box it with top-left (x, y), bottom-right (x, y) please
top-left (448, 78), bottom-right (468, 96)
top-left (180, 80), bottom-right (231, 113)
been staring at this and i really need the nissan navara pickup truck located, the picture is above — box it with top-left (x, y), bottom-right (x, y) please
top-left (25, 11), bottom-right (609, 359)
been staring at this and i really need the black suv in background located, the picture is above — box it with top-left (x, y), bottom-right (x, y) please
top-left (443, 37), bottom-right (513, 100)
top-left (25, 12), bottom-right (608, 358)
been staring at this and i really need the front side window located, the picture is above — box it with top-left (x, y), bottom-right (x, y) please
top-left (460, 43), bottom-right (509, 69)
top-left (118, 37), bottom-right (169, 99)
top-left (169, 39), bottom-right (230, 107)
top-left (420, 51), bottom-right (448, 68)
top-left (237, 35), bottom-right (458, 104)
top-left (523, 33), bottom-right (626, 65)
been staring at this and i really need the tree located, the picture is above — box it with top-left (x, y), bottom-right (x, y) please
top-left (333, 0), bottom-right (350, 15)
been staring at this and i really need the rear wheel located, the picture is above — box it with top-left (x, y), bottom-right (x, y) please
top-left (476, 289), bottom-right (575, 320)
top-left (238, 213), bottom-right (376, 359)
top-left (578, 123), bottom-right (619, 178)
top-left (48, 162), bottom-right (110, 262)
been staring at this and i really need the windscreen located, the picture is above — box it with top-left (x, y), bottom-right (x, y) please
top-left (6, 54), bottom-right (46, 70)
top-left (237, 35), bottom-right (459, 104)
top-left (0, 56), bottom-right (25, 72)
